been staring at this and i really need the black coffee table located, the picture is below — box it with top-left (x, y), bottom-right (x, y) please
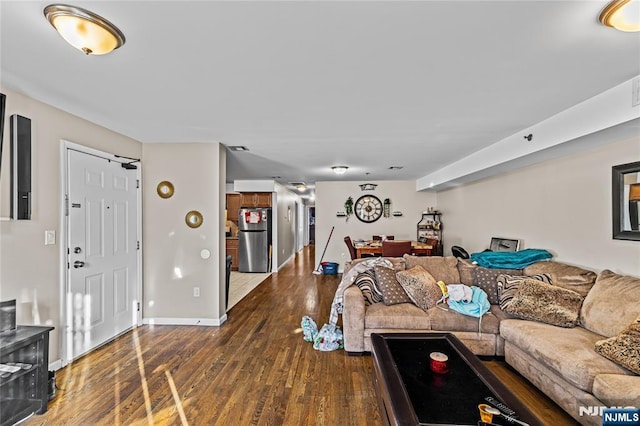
top-left (371, 333), bottom-right (539, 426)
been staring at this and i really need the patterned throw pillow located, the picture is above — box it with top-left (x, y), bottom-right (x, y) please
top-left (396, 266), bottom-right (442, 312)
top-left (374, 265), bottom-right (412, 306)
top-left (353, 270), bottom-right (383, 305)
top-left (472, 267), bottom-right (522, 305)
top-left (595, 317), bottom-right (640, 375)
top-left (496, 273), bottom-right (552, 301)
top-left (498, 277), bottom-right (584, 327)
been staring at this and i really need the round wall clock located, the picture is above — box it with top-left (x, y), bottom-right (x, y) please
top-left (355, 195), bottom-right (383, 223)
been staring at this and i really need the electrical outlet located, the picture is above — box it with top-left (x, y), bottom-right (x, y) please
top-left (193, 287), bottom-right (200, 297)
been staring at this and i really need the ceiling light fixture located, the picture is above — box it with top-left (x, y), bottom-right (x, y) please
top-left (388, 166), bottom-right (404, 170)
top-left (331, 166), bottom-right (349, 175)
top-left (44, 4), bottom-right (126, 55)
top-left (229, 146), bottom-right (249, 151)
top-left (599, 0), bottom-right (640, 32)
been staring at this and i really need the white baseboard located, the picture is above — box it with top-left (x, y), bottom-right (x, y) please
top-left (49, 359), bottom-right (63, 371)
top-left (142, 315), bottom-right (227, 326)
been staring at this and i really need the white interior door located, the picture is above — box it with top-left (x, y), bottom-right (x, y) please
top-left (67, 149), bottom-right (139, 359)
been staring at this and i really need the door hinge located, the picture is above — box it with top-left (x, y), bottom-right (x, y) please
top-left (65, 194), bottom-right (69, 217)
top-left (137, 241), bottom-right (140, 250)
top-left (137, 302), bottom-right (141, 312)
top-left (136, 179), bottom-right (140, 189)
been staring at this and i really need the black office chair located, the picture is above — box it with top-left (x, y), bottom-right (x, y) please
top-left (451, 245), bottom-right (470, 259)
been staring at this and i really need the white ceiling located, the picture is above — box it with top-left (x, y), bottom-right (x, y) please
top-left (1, 1), bottom-right (639, 196)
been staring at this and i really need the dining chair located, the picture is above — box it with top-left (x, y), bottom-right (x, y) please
top-left (344, 236), bottom-right (358, 260)
top-left (381, 240), bottom-right (412, 257)
top-left (373, 235), bottom-right (394, 241)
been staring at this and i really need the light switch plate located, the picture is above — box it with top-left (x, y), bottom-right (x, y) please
top-left (45, 230), bottom-right (56, 245)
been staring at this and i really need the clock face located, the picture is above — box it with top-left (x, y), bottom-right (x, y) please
top-left (355, 195), bottom-right (383, 223)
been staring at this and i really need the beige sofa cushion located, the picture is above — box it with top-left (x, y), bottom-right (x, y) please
top-left (365, 302), bottom-right (431, 329)
top-left (523, 261), bottom-right (596, 297)
top-left (457, 258), bottom-right (476, 286)
top-left (593, 374), bottom-right (640, 407)
top-left (580, 270), bottom-right (640, 338)
top-left (500, 319), bottom-right (630, 392)
top-left (428, 305), bottom-right (500, 334)
top-left (403, 255), bottom-right (460, 284)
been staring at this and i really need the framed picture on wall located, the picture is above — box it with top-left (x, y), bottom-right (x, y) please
top-left (490, 237), bottom-right (519, 252)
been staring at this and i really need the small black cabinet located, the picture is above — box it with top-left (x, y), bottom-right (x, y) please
top-left (0, 326), bottom-right (54, 426)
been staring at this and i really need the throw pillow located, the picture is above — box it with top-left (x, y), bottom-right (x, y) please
top-left (498, 277), bottom-right (584, 327)
top-left (396, 266), bottom-right (442, 312)
top-left (472, 267), bottom-right (522, 305)
top-left (403, 255), bottom-right (460, 284)
top-left (353, 270), bottom-right (383, 305)
top-left (374, 265), bottom-right (413, 306)
top-left (580, 270), bottom-right (640, 338)
top-left (496, 273), bottom-right (552, 301)
top-left (595, 317), bottom-right (640, 375)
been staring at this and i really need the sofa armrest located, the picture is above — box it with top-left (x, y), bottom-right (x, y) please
top-left (343, 285), bottom-right (366, 353)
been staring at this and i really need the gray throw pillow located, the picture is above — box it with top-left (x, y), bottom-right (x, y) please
top-left (374, 265), bottom-right (412, 306)
top-left (473, 266), bottom-right (522, 304)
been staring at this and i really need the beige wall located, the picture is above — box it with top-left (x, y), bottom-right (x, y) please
top-left (438, 136), bottom-right (640, 277)
top-left (315, 180), bottom-right (437, 271)
top-left (0, 87), bottom-right (142, 362)
top-left (142, 143), bottom-right (225, 323)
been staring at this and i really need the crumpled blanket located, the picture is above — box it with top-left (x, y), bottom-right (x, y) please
top-left (329, 257), bottom-right (393, 326)
top-left (470, 248), bottom-right (552, 269)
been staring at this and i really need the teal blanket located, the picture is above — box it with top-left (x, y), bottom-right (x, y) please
top-left (470, 248), bottom-right (552, 269)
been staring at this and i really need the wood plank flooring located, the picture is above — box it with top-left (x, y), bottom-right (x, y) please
top-left (27, 246), bottom-right (578, 425)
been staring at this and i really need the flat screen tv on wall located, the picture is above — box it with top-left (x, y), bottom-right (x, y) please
top-left (0, 92), bottom-right (5, 176)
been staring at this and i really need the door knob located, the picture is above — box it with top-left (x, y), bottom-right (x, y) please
top-left (73, 261), bottom-right (85, 268)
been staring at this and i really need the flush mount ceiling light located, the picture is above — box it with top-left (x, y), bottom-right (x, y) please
top-left (600, 0), bottom-right (640, 32)
top-left (44, 4), bottom-right (125, 55)
top-left (331, 166), bottom-right (349, 175)
top-left (289, 182), bottom-right (307, 191)
top-left (229, 146), bottom-right (249, 151)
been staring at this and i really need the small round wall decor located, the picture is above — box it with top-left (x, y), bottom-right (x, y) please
top-left (157, 181), bottom-right (175, 198)
top-left (185, 210), bottom-right (203, 228)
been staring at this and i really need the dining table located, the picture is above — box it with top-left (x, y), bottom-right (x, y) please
top-left (353, 240), bottom-right (432, 258)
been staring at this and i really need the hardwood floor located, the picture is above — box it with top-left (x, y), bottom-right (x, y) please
top-left (27, 246), bottom-right (577, 425)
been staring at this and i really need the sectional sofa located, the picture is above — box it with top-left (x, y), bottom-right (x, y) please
top-left (341, 255), bottom-right (640, 425)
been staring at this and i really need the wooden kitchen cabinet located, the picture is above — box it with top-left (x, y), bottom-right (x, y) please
top-left (226, 194), bottom-right (241, 223)
top-left (240, 192), bottom-right (272, 208)
top-left (226, 238), bottom-right (239, 271)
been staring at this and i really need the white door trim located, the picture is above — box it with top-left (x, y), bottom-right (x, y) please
top-left (59, 140), bottom-right (142, 367)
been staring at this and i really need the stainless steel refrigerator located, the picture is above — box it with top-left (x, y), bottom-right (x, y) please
top-left (238, 208), bottom-right (272, 272)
